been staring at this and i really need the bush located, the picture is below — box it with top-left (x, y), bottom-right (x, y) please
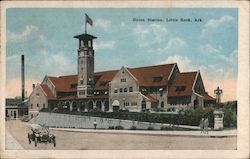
top-left (115, 126), bottom-right (124, 130)
top-left (147, 126), bottom-right (154, 130)
top-left (130, 126), bottom-right (137, 130)
top-left (108, 126), bottom-right (115, 129)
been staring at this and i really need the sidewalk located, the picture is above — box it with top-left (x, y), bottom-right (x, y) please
top-left (50, 127), bottom-right (237, 137)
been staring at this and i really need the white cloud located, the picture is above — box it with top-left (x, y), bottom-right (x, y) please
top-left (94, 41), bottom-right (115, 50)
top-left (165, 37), bottom-right (187, 50)
top-left (201, 15), bottom-right (234, 37)
top-left (7, 25), bottom-right (39, 42)
top-left (133, 24), bottom-right (167, 48)
top-left (95, 18), bottom-right (111, 29)
top-left (160, 55), bottom-right (193, 72)
top-left (199, 44), bottom-right (237, 64)
top-left (205, 16), bottom-right (234, 28)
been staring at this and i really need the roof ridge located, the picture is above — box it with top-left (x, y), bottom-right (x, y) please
top-left (127, 63), bottom-right (176, 70)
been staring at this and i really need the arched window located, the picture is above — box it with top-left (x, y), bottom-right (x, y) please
top-left (161, 101), bottom-right (164, 108)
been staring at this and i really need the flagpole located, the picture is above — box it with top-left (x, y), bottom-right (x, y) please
top-left (85, 17), bottom-right (87, 34)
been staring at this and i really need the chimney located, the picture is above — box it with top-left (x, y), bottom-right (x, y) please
top-left (33, 84), bottom-right (35, 90)
top-left (21, 55), bottom-right (25, 102)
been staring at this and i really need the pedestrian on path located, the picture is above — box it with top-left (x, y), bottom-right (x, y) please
top-left (204, 118), bottom-right (209, 134)
top-left (200, 118), bottom-right (204, 133)
top-left (93, 119), bottom-right (97, 129)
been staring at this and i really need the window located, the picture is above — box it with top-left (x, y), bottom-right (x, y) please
top-left (43, 104), bottom-right (45, 109)
top-left (124, 102), bottom-right (130, 106)
top-left (80, 80), bottom-right (83, 85)
top-left (120, 88), bottom-right (123, 93)
top-left (30, 104), bottom-right (33, 109)
top-left (37, 104), bottom-right (39, 108)
top-left (153, 76), bottom-right (163, 82)
top-left (131, 102), bottom-right (137, 106)
top-left (176, 86), bottom-right (186, 91)
top-left (124, 88), bottom-right (127, 92)
top-left (114, 88), bottom-right (118, 93)
top-left (70, 84), bottom-right (77, 88)
top-left (79, 90), bottom-right (85, 95)
top-left (36, 93), bottom-right (40, 96)
top-left (129, 87), bottom-right (133, 92)
top-left (120, 78), bottom-right (126, 82)
top-left (160, 91), bottom-right (163, 97)
top-left (161, 101), bottom-right (164, 108)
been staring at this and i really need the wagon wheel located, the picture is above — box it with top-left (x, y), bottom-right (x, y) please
top-left (53, 138), bottom-right (56, 147)
top-left (34, 137), bottom-right (37, 147)
top-left (28, 134), bottom-right (31, 144)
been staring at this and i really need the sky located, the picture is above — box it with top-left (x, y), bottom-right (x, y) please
top-left (6, 8), bottom-right (238, 102)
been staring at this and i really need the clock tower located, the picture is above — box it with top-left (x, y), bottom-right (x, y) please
top-left (74, 33), bottom-right (97, 98)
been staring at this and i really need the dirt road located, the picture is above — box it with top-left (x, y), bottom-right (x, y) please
top-left (5, 120), bottom-right (236, 150)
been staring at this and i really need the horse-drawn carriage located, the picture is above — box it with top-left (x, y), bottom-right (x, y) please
top-left (28, 124), bottom-right (56, 147)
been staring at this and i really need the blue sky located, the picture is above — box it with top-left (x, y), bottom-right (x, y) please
top-left (6, 8), bottom-right (238, 101)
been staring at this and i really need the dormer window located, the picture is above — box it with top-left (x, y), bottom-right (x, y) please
top-left (176, 86), bottom-right (186, 91)
top-left (153, 76), bottom-right (163, 82)
top-left (100, 81), bottom-right (108, 86)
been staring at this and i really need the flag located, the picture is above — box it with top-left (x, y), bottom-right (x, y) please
top-left (85, 14), bottom-right (93, 26)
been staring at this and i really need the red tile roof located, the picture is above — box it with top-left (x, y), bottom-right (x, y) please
top-left (199, 92), bottom-right (216, 101)
top-left (168, 72), bottom-right (197, 97)
top-left (47, 64), bottom-right (175, 93)
top-left (40, 84), bottom-right (57, 100)
top-left (58, 95), bottom-right (108, 100)
top-left (94, 70), bottom-right (118, 90)
top-left (48, 75), bottom-right (77, 92)
top-left (144, 94), bottom-right (157, 102)
top-left (128, 64), bottom-right (175, 87)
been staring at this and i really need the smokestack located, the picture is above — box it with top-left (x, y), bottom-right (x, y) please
top-left (21, 55), bottom-right (25, 103)
top-left (33, 84), bottom-right (35, 90)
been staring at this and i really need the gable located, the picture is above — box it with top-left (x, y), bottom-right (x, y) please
top-left (168, 72), bottom-right (197, 97)
top-left (193, 72), bottom-right (206, 93)
top-left (111, 67), bottom-right (138, 85)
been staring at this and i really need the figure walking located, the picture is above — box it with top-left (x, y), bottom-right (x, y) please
top-left (93, 119), bottom-right (97, 129)
top-left (200, 118), bottom-right (204, 133)
top-left (204, 118), bottom-right (209, 134)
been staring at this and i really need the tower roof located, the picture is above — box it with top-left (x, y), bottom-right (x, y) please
top-left (74, 33), bottom-right (97, 40)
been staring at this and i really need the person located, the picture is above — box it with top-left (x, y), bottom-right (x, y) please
top-left (93, 119), bottom-right (97, 129)
top-left (200, 118), bottom-right (204, 133)
top-left (204, 118), bottom-right (209, 134)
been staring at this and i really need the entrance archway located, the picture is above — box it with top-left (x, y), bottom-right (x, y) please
top-left (80, 102), bottom-right (85, 111)
top-left (65, 101), bottom-right (70, 110)
top-left (104, 101), bottom-right (109, 112)
top-left (87, 101), bottom-right (94, 111)
top-left (194, 99), bottom-right (199, 109)
top-left (112, 100), bottom-right (120, 112)
top-left (141, 100), bottom-right (146, 111)
top-left (96, 101), bottom-right (102, 111)
top-left (72, 101), bottom-right (77, 111)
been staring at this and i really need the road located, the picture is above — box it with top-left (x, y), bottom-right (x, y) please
top-left (5, 120), bottom-right (237, 150)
